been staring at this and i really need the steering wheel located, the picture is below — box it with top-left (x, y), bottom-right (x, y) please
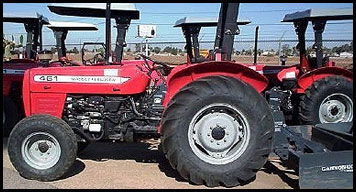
top-left (58, 57), bottom-right (82, 67)
top-left (83, 53), bottom-right (105, 65)
top-left (138, 54), bottom-right (172, 76)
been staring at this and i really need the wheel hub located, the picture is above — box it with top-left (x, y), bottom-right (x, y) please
top-left (211, 126), bottom-right (225, 140)
top-left (38, 142), bottom-right (50, 153)
top-left (21, 132), bottom-right (61, 170)
top-left (319, 93), bottom-right (353, 123)
top-left (189, 104), bottom-right (249, 165)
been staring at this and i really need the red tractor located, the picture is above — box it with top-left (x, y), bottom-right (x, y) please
top-left (3, 17), bottom-right (103, 135)
top-left (6, 3), bottom-right (353, 188)
top-left (174, 8), bottom-right (353, 126)
top-left (260, 8), bottom-right (353, 125)
top-left (7, 3), bottom-right (274, 187)
top-left (3, 13), bottom-right (50, 134)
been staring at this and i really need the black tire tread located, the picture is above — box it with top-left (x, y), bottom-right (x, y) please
top-left (161, 76), bottom-right (274, 187)
top-left (298, 76), bottom-right (353, 125)
top-left (8, 114), bottom-right (77, 181)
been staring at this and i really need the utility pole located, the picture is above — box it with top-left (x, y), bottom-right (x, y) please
top-left (105, 3), bottom-right (111, 65)
top-left (278, 31), bottom-right (286, 66)
top-left (254, 26), bottom-right (259, 64)
top-left (145, 38), bottom-right (149, 56)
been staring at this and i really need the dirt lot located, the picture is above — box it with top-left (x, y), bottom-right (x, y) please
top-left (3, 137), bottom-right (298, 189)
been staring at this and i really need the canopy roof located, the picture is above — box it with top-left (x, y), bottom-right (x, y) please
top-left (3, 12), bottom-right (50, 24)
top-left (48, 3), bottom-right (139, 19)
top-left (47, 21), bottom-right (98, 31)
top-left (282, 8), bottom-right (353, 22)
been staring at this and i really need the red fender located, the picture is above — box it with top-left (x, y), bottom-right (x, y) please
top-left (163, 61), bottom-right (269, 106)
top-left (297, 66), bottom-right (353, 93)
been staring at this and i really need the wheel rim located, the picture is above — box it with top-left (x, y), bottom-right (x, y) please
top-left (188, 103), bottom-right (250, 165)
top-left (319, 93), bottom-right (353, 123)
top-left (21, 132), bottom-right (61, 170)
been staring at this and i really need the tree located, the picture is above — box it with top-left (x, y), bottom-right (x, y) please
top-left (135, 43), bottom-right (141, 53)
top-left (68, 47), bottom-right (79, 54)
top-left (331, 43), bottom-right (353, 54)
top-left (163, 46), bottom-right (171, 53)
top-left (153, 47), bottom-right (161, 54)
top-left (245, 49), bottom-right (252, 55)
top-left (350, 41), bottom-right (353, 50)
top-left (19, 35), bottom-right (24, 47)
top-left (50, 47), bottom-right (57, 53)
top-left (171, 47), bottom-right (178, 55)
top-left (282, 44), bottom-right (292, 56)
top-left (292, 46), bottom-right (298, 56)
top-left (96, 47), bottom-right (105, 54)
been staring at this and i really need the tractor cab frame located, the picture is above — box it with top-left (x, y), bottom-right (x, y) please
top-left (282, 8), bottom-right (353, 72)
top-left (3, 12), bottom-right (50, 60)
top-left (47, 21), bottom-right (98, 59)
top-left (48, 3), bottom-right (140, 64)
top-left (174, 17), bottom-right (250, 63)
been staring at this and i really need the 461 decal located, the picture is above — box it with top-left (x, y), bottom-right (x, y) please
top-left (36, 75), bottom-right (59, 82)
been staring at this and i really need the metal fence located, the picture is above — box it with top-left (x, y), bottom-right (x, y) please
top-left (40, 39), bottom-right (353, 68)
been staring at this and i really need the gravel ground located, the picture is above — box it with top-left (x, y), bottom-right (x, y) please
top-left (3, 137), bottom-right (298, 189)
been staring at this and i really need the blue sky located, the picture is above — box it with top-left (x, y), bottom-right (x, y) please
top-left (3, 3), bottom-right (353, 50)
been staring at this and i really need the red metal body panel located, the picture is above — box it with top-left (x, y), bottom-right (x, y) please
top-left (163, 61), bottom-right (269, 106)
top-left (27, 65), bottom-right (149, 94)
top-left (23, 63), bottom-right (150, 117)
top-left (3, 59), bottom-right (62, 96)
top-left (23, 70), bottom-right (31, 117)
top-left (3, 60), bottom-right (41, 96)
top-left (296, 66), bottom-right (353, 93)
top-left (277, 66), bottom-right (300, 82)
top-left (243, 63), bottom-right (299, 85)
top-left (30, 93), bottom-right (67, 118)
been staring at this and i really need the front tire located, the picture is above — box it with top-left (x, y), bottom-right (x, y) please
top-left (8, 115), bottom-right (78, 181)
top-left (161, 76), bottom-right (274, 187)
top-left (298, 76), bottom-right (353, 125)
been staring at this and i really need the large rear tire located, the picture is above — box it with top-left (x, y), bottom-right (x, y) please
top-left (298, 76), bottom-right (353, 125)
top-left (161, 76), bottom-right (274, 187)
top-left (8, 115), bottom-right (78, 181)
top-left (3, 96), bottom-right (18, 136)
